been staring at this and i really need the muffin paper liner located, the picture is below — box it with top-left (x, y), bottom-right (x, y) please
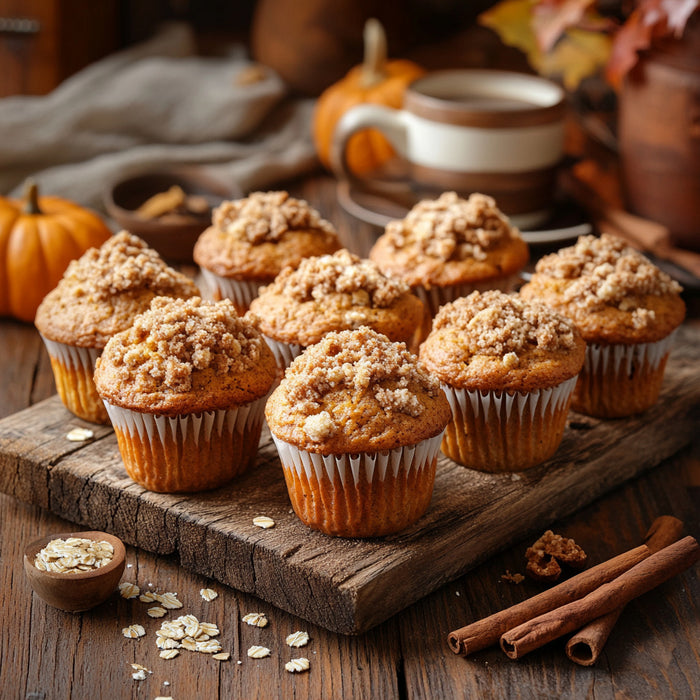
top-left (200, 268), bottom-right (262, 313)
top-left (271, 432), bottom-right (444, 537)
top-left (262, 335), bottom-right (305, 370)
top-left (40, 336), bottom-right (108, 424)
top-left (441, 375), bottom-right (578, 472)
top-left (572, 331), bottom-right (676, 418)
top-left (103, 398), bottom-right (267, 492)
top-left (415, 272), bottom-right (523, 319)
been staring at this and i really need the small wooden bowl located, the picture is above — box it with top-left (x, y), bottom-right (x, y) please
top-left (103, 169), bottom-right (240, 263)
top-left (23, 531), bottom-right (126, 613)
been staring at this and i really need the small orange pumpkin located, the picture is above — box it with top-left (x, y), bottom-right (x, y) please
top-left (0, 180), bottom-right (112, 323)
top-left (313, 18), bottom-right (425, 176)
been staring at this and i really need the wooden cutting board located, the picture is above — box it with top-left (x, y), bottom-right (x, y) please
top-left (1, 325), bottom-right (698, 635)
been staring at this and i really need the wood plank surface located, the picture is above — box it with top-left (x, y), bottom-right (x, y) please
top-left (1, 324), bottom-right (698, 635)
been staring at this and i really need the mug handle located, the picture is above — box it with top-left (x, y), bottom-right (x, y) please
top-left (329, 104), bottom-right (412, 194)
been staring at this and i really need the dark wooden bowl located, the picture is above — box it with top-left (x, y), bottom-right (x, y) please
top-left (23, 530), bottom-right (126, 613)
top-left (103, 169), bottom-right (240, 263)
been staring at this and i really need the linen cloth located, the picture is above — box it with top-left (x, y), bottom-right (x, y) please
top-left (0, 23), bottom-right (319, 213)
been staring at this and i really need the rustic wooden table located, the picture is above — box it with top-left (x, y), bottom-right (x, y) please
top-left (1, 174), bottom-right (698, 699)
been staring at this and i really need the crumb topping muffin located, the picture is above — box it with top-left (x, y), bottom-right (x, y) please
top-left (95, 296), bottom-right (276, 414)
top-left (420, 291), bottom-right (585, 393)
top-left (521, 233), bottom-right (685, 343)
top-left (369, 192), bottom-right (528, 288)
top-left (265, 327), bottom-right (451, 454)
top-left (35, 231), bottom-right (199, 347)
top-left (247, 249), bottom-right (424, 346)
top-left (193, 191), bottom-right (341, 279)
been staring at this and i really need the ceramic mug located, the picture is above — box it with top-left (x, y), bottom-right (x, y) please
top-left (331, 69), bottom-right (567, 229)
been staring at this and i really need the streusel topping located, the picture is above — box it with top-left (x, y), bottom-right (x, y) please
top-left (534, 234), bottom-right (682, 328)
top-left (278, 328), bottom-right (440, 441)
top-left (261, 249), bottom-right (409, 307)
top-left (59, 231), bottom-right (197, 301)
top-left (98, 297), bottom-right (266, 394)
top-left (213, 191), bottom-right (336, 244)
top-left (382, 192), bottom-right (520, 261)
top-left (433, 291), bottom-right (579, 356)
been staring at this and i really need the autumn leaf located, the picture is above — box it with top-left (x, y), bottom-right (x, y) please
top-left (536, 28), bottom-right (612, 89)
top-left (479, 0), bottom-right (541, 60)
top-left (532, 0), bottom-right (596, 51)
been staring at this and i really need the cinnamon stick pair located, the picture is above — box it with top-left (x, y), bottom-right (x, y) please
top-left (448, 517), bottom-right (697, 663)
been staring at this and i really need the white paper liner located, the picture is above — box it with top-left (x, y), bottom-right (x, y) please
top-left (262, 335), bottom-right (305, 369)
top-left (200, 268), bottom-right (262, 309)
top-left (414, 272), bottom-right (523, 317)
top-left (103, 398), bottom-right (265, 448)
top-left (442, 375), bottom-right (578, 425)
top-left (40, 336), bottom-right (101, 373)
top-left (270, 432), bottom-right (444, 488)
top-left (583, 331), bottom-right (676, 377)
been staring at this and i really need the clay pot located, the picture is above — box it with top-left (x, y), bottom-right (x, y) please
top-left (618, 12), bottom-right (700, 250)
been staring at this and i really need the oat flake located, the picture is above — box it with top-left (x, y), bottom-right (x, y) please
top-left (159, 649), bottom-right (180, 660)
top-left (253, 516), bottom-right (275, 529)
top-left (247, 645), bottom-right (271, 659)
top-left (122, 624), bottom-right (146, 639)
top-left (285, 657), bottom-right (310, 673)
top-left (118, 582), bottom-right (140, 599)
top-left (147, 606), bottom-right (167, 618)
top-left (66, 427), bottom-right (94, 442)
top-left (242, 612), bottom-right (268, 628)
top-left (200, 587), bottom-right (218, 601)
top-left (213, 652), bottom-right (230, 661)
top-left (285, 631), bottom-right (310, 648)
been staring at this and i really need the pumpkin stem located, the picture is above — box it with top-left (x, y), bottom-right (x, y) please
top-left (22, 179), bottom-right (42, 215)
top-left (361, 18), bottom-right (388, 88)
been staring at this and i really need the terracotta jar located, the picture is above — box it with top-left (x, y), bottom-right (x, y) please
top-left (618, 12), bottom-right (700, 251)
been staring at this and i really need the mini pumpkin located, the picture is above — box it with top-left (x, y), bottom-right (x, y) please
top-left (313, 18), bottom-right (425, 176)
top-left (0, 180), bottom-right (112, 323)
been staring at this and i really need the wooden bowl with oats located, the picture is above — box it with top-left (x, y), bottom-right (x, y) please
top-left (23, 530), bottom-right (126, 613)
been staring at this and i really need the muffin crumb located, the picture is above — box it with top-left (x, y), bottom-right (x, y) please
top-left (383, 192), bottom-right (520, 261)
top-left (432, 290), bottom-right (579, 356)
top-left (261, 249), bottom-right (409, 307)
top-left (213, 191), bottom-right (335, 243)
top-left (534, 233), bottom-right (682, 329)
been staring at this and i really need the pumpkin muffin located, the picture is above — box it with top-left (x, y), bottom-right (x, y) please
top-left (247, 249), bottom-right (425, 368)
top-left (369, 191), bottom-right (529, 320)
top-left (193, 190), bottom-right (342, 314)
top-left (35, 231), bottom-right (199, 424)
top-left (265, 327), bottom-right (451, 537)
top-left (94, 296), bottom-right (276, 493)
top-left (419, 290), bottom-right (586, 472)
top-left (519, 233), bottom-right (685, 417)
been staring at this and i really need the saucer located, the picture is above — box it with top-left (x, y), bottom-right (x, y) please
top-left (336, 180), bottom-right (593, 245)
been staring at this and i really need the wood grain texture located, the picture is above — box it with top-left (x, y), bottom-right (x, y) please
top-left (1, 325), bottom-right (698, 635)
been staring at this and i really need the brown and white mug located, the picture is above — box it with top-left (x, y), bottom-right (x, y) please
top-left (331, 69), bottom-right (567, 229)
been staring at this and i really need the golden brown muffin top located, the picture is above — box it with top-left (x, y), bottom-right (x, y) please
top-left (247, 250), bottom-right (424, 346)
top-left (520, 233), bottom-right (685, 344)
top-left (419, 290), bottom-right (586, 392)
top-left (35, 231), bottom-right (199, 348)
top-left (369, 192), bottom-right (528, 287)
top-left (265, 327), bottom-right (451, 454)
top-left (94, 296), bottom-right (276, 415)
top-left (193, 191), bottom-right (341, 279)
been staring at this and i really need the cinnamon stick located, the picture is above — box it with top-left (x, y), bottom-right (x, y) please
top-left (447, 543), bottom-right (650, 656)
top-left (500, 536), bottom-right (700, 660)
top-left (565, 515), bottom-right (684, 666)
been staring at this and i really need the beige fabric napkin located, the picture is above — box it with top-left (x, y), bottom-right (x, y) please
top-left (0, 23), bottom-right (318, 213)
